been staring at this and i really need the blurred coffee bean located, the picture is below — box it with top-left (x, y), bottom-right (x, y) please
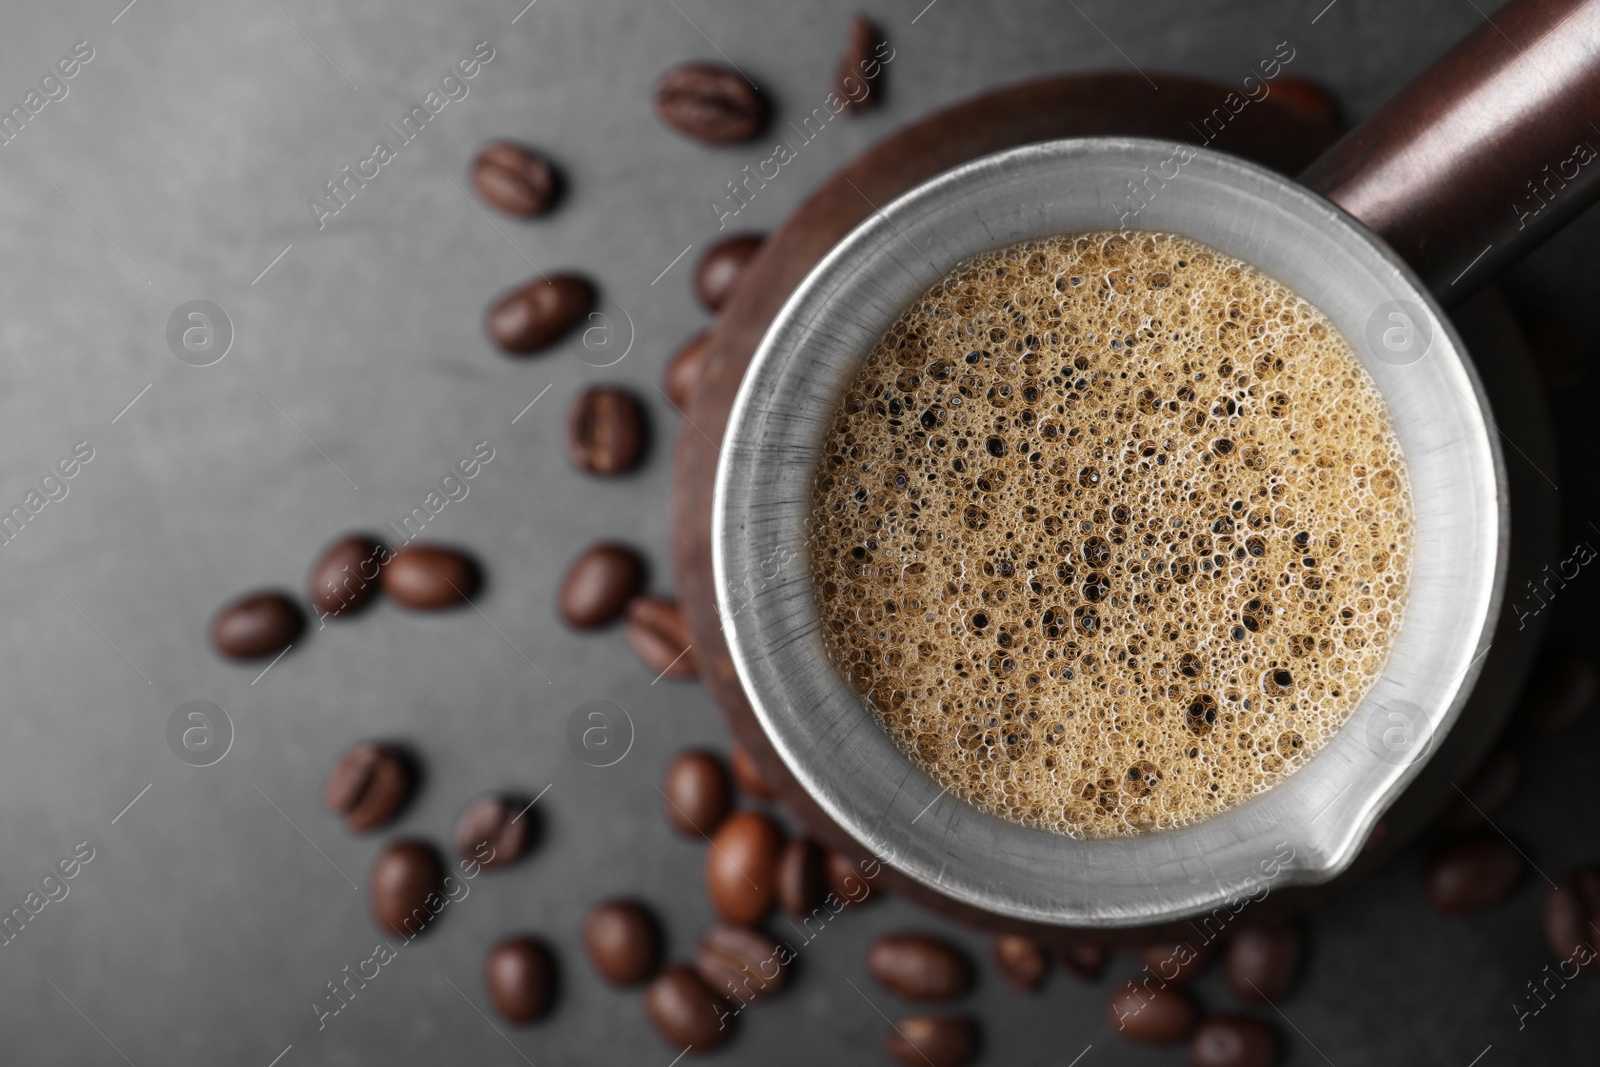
top-left (1524, 317), bottom-right (1590, 390)
top-left (370, 840), bottom-right (445, 937)
top-left (1520, 651), bottom-right (1598, 734)
top-left (665, 331), bottom-right (711, 410)
top-left (1224, 922), bottom-right (1302, 1003)
top-left (696, 924), bottom-right (787, 1006)
top-left (625, 597), bottom-right (697, 679)
top-left (484, 936), bottom-right (554, 1024)
top-left (992, 934), bottom-right (1049, 992)
top-left (1424, 835), bottom-right (1524, 915)
top-left (1445, 748), bottom-right (1520, 830)
top-left (1060, 942), bottom-right (1108, 980)
top-left (472, 142), bottom-right (557, 217)
top-left (1107, 983), bottom-right (1197, 1044)
top-left (868, 934), bottom-right (973, 1002)
top-left (706, 811), bottom-right (783, 925)
top-left (1361, 818), bottom-right (1389, 854)
top-left (1139, 938), bottom-right (1214, 986)
top-left (557, 543), bottom-right (646, 628)
top-left (730, 743), bottom-right (777, 799)
top-left (694, 234), bottom-right (763, 311)
top-left (833, 15), bottom-right (884, 113)
top-left (309, 535), bottom-right (384, 618)
top-left (825, 849), bottom-right (881, 905)
top-left (324, 742), bottom-right (412, 833)
top-left (211, 591), bottom-right (304, 660)
top-left (777, 838), bottom-right (825, 917)
top-left (654, 62), bottom-right (765, 144)
top-left (1190, 1016), bottom-right (1279, 1067)
top-left (381, 544), bottom-right (479, 609)
top-left (454, 795), bottom-right (535, 869)
top-left (644, 964), bottom-right (730, 1050)
top-left (661, 750), bottom-right (732, 838)
top-left (584, 899), bottom-right (661, 987)
top-left (1544, 868), bottom-right (1600, 972)
top-left (1262, 77), bottom-right (1340, 130)
top-left (487, 274), bottom-right (594, 354)
top-left (885, 1016), bottom-right (978, 1067)
top-left (567, 387), bottom-right (645, 476)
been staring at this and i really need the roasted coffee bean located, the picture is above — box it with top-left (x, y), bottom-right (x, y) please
top-left (585, 899), bottom-right (661, 986)
top-left (557, 543), bottom-right (646, 628)
top-left (644, 964), bottom-right (730, 1050)
top-left (324, 743), bottom-right (412, 833)
top-left (381, 544), bottom-right (480, 609)
top-left (309, 535), bottom-right (385, 618)
top-left (625, 597), bottom-right (696, 679)
top-left (1107, 983), bottom-right (1197, 1044)
top-left (661, 750), bottom-right (732, 838)
top-left (654, 62), bottom-right (765, 144)
top-left (211, 591), bottom-right (305, 660)
top-left (454, 795), bottom-right (535, 869)
top-left (693, 234), bottom-right (763, 311)
top-left (1424, 835), bottom-right (1524, 915)
top-left (1520, 651), bottom-right (1598, 734)
top-left (1361, 818), bottom-right (1389, 854)
top-left (1544, 868), bottom-right (1600, 972)
top-left (706, 811), bottom-right (783, 925)
top-left (1261, 77), bottom-right (1339, 130)
top-left (833, 15), bottom-right (884, 113)
top-left (370, 839), bottom-right (445, 938)
top-left (665, 331), bottom-right (711, 410)
top-left (776, 838), bottom-right (826, 917)
top-left (1224, 922), bottom-right (1302, 1003)
top-left (867, 934), bottom-right (973, 1002)
top-left (730, 743), bottom-right (777, 799)
top-left (567, 387), bottom-right (645, 476)
top-left (885, 1015), bottom-right (978, 1067)
top-left (1139, 938), bottom-right (1214, 986)
top-left (486, 274), bottom-right (594, 354)
top-left (825, 849), bottom-right (880, 905)
top-left (696, 924), bottom-right (786, 1006)
top-left (472, 142), bottom-right (558, 217)
top-left (1445, 748), bottom-right (1520, 830)
top-left (1060, 942), bottom-right (1108, 980)
top-left (1190, 1016), bottom-right (1279, 1067)
top-left (993, 934), bottom-right (1049, 992)
top-left (485, 936), bottom-right (554, 1024)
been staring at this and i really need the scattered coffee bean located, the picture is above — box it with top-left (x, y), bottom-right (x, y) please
top-left (693, 234), bottom-right (763, 311)
top-left (1520, 651), bottom-right (1598, 734)
top-left (1424, 835), bottom-right (1524, 915)
top-left (1261, 77), bottom-right (1340, 130)
top-left (1106, 983), bottom-right (1197, 1044)
top-left (1544, 868), bottom-right (1600, 972)
top-left (472, 141), bottom-right (558, 217)
top-left (567, 387), bottom-right (645, 476)
top-left (485, 936), bottom-right (554, 1024)
top-left (324, 743), bottom-right (413, 833)
top-left (1139, 938), bottom-right (1214, 986)
top-left (825, 849), bottom-right (881, 905)
top-left (625, 597), bottom-right (696, 679)
top-left (211, 591), bottom-right (305, 660)
top-left (454, 795), bottom-right (535, 869)
top-left (993, 934), bottom-right (1049, 992)
top-left (665, 331), bottom-right (711, 410)
top-left (1224, 922), bottom-right (1302, 1003)
top-left (654, 62), bottom-right (765, 144)
top-left (730, 743), bottom-right (777, 799)
top-left (885, 1015), bottom-right (978, 1067)
top-left (662, 750), bottom-right (733, 838)
top-left (381, 544), bottom-right (480, 609)
top-left (867, 934), bottom-right (973, 1002)
top-left (585, 899), bottom-right (662, 986)
top-left (644, 964), bottom-right (730, 1051)
top-left (833, 15), bottom-right (884, 113)
top-left (557, 543), bottom-right (646, 628)
top-left (309, 535), bottom-right (384, 618)
top-left (777, 838), bottom-right (826, 917)
top-left (1445, 748), bottom-right (1519, 830)
top-left (706, 810), bottom-right (783, 925)
top-left (1190, 1016), bottom-right (1279, 1067)
top-left (1525, 317), bottom-right (1590, 391)
top-left (696, 924), bottom-right (787, 1006)
top-left (1060, 942), bottom-right (1108, 980)
top-left (486, 274), bottom-right (594, 354)
top-left (370, 839), bottom-right (445, 938)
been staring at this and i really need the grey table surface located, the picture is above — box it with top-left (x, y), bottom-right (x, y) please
top-left (2, 0), bottom-right (1598, 1064)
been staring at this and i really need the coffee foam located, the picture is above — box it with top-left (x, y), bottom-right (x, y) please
top-left (807, 231), bottom-right (1413, 838)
